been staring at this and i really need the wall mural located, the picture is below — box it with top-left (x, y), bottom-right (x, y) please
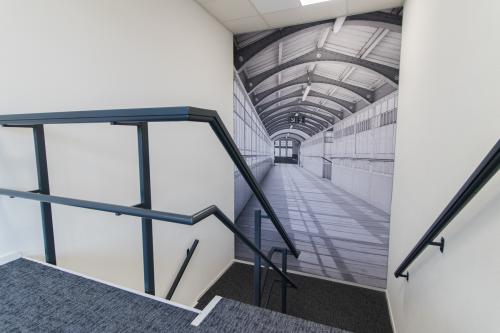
top-left (233, 7), bottom-right (402, 289)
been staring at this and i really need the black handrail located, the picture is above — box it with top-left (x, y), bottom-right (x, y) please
top-left (0, 107), bottom-right (299, 258)
top-left (394, 139), bottom-right (500, 279)
top-left (261, 246), bottom-right (292, 313)
top-left (253, 209), bottom-right (294, 313)
top-left (0, 188), bottom-right (297, 287)
top-left (166, 239), bottom-right (199, 300)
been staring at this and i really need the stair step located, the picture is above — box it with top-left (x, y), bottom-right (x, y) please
top-left (1, 255), bottom-right (351, 332)
top-left (0, 257), bottom-right (199, 332)
top-left (194, 296), bottom-right (351, 333)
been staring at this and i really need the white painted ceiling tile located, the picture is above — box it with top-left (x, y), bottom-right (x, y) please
top-left (347, 0), bottom-right (403, 15)
top-left (224, 16), bottom-right (269, 34)
top-left (262, 0), bottom-right (348, 29)
top-left (200, 0), bottom-right (404, 34)
top-left (250, 0), bottom-right (301, 14)
top-left (195, 0), bottom-right (259, 22)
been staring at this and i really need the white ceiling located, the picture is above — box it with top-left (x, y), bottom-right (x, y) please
top-left (195, 0), bottom-right (404, 34)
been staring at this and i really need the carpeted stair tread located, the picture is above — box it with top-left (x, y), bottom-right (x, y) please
top-left (0, 258), bottom-right (197, 332)
top-left (198, 298), bottom-right (351, 333)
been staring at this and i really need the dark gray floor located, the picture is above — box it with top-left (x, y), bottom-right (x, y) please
top-left (197, 263), bottom-right (393, 333)
top-left (235, 164), bottom-right (390, 288)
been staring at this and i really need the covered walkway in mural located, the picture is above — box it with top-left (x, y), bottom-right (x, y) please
top-left (235, 164), bottom-right (390, 289)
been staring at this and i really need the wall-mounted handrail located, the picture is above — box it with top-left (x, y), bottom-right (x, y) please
top-left (0, 187), bottom-right (297, 287)
top-left (394, 139), bottom-right (500, 279)
top-left (0, 107), bottom-right (299, 258)
top-left (166, 239), bottom-right (199, 300)
top-left (0, 188), bottom-right (193, 224)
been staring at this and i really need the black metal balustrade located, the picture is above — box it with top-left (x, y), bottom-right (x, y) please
top-left (0, 107), bottom-right (298, 304)
top-left (394, 138), bottom-right (500, 280)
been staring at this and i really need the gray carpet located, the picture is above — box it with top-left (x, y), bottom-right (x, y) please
top-left (1, 258), bottom-right (349, 333)
top-left (200, 298), bottom-right (350, 333)
top-left (0, 259), bottom-right (197, 332)
top-left (197, 263), bottom-right (393, 333)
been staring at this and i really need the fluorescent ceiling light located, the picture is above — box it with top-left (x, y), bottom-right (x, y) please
top-left (300, 0), bottom-right (331, 6)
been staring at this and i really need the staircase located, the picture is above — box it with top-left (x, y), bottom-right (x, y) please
top-left (0, 107), bottom-right (316, 332)
top-left (1, 107), bottom-right (496, 332)
top-left (0, 257), bottom-right (348, 332)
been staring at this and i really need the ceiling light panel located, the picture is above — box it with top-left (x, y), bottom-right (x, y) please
top-left (300, 0), bottom-right (332, 6)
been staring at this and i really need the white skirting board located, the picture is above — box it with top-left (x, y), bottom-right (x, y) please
top-left (0, 253), bottom-right (201, 314)
top-left (191, 296), bottom-right (222, 326)
top-left (0, 252), bottom-right (22, 265)
top-left (386, 291), bottom-right (397, 333)
top-left (234, 259), bottom-right (386, 292)
top-left (190, 258), bottom-right (235, 307)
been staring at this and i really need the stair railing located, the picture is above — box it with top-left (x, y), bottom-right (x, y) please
top-left (394, 139), bottom-right (499, 280)
top-left (166, 239), bottom-right (199, 300)
top-left (0, 107), bottom-right (298, 298)
top-left (253, 209), bottom-right (294, 313)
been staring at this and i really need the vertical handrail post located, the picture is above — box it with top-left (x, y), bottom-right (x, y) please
top-left (137, 122), bottom-right (155, 295)
top-left (254, 209), bottom-right (262, 306)
top-left (281, 248), bottom-right (288, 314)
top-left (33, 125), bottom-right (56, 265)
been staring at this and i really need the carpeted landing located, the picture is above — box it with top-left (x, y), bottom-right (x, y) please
top-left (196, 262), bottom-right (393, 333)
top-left (0, 258), bottom-right (349, 332)
top-left (200, 298), bottom-right (349, 333)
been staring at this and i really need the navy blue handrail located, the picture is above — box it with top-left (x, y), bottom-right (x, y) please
top-left (394, 138), bottom-right (500, 279)
top-left (0, 107), bottom-right (299, 258)
top-left (0, 188), bottom-right (296, 287)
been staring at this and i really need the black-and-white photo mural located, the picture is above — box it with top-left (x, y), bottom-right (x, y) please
top-left (233, 8), bottom-right (402, 289)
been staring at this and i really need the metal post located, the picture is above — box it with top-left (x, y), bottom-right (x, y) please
top-left (254, 209), bottom-right (262, 306)
top-left (33, 125), bottom-right (56, 265)
top-left (137, 123), bottom-right (155, 295)
top-left (281, 248), bottom-right (288, 314)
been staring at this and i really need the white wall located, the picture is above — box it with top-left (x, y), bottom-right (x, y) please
top-left (387, 0), bottom-right (500, 332)
top-left (0, 0), bottom-right (234, 306)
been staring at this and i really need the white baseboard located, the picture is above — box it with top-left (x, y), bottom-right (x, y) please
top-left (386, 291), bottom-right (397, 333)
top-left (22, 256), bottom-right (201, 314)
top-left (191, 296), bottom-right (222, 326)
top-left (0, 252), bottom-right (22, 265)
top-left (191, 258), bottom-right (235, 307)
top-left (234, 259), bottom-right (386, 292)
